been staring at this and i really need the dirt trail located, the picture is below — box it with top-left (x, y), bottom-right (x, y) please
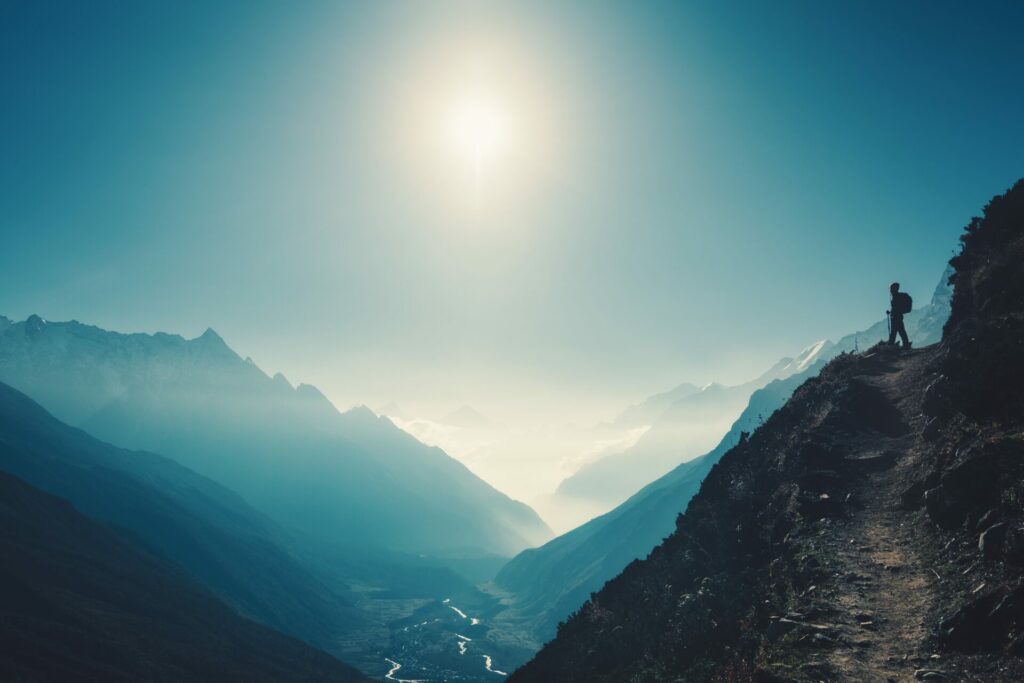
top-left (818, 347), bottom-right (948, 682)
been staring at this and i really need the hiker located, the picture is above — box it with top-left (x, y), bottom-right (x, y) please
top-left (887, 282), bottom-right (912, 348)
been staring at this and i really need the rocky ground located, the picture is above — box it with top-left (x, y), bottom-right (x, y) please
top-left (760, 344), bottom-right (1024, 682)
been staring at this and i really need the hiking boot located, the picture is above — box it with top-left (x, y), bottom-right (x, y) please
top-left (904, 342), bottom-right (913, 350)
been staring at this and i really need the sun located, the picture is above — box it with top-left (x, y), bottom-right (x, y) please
top-left (444, 93), bottom-right (510, 191)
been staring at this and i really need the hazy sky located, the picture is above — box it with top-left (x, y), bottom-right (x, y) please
top-left (3, 1), bottom-right (1023, 423)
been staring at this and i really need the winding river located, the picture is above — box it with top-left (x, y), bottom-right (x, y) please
top-left (384, 658), bottom-right (425, 683)
top-left (385, 598), bottom-right (508, 681)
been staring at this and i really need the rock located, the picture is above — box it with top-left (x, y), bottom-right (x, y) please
top-left (987, 590), bottom-right (1023, 624)
top-left (974, 509), bottom-right (999, 532)
top-left (924, 486), bottom-right (958, 528)
top-left (798, 492), bottom-right (844, 519)
top-left (767, 617), bottom-right (800, 640)
top-left (900, 480), bottom-right (926, 510)
top-left (979, 522), bottom-right (1008, 558)
top-left (1004, 527), bottom-right (1024, 565)
top-left (923, 455), bottom-right (1001, 530)
top-left (798, 632), bottom-right (836, 648)
top-left (976, 507), bottom-right (1000, 531)
top-left (846, 450), bottom-right (897, 471)
top-left (939, 586), bottom-right (1024, 652)
top-left (914, 670), bottom-right (945, 680)
top-left (923, 416), bottom-right (942, 441)
top-left (797, 469), bottom-right (842, 490)
top-left (922, 375), bottom-right (951, 418)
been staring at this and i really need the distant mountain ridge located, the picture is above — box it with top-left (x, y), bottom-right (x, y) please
top-left (555, 338), bottom-right (835, 508)
top-left (0, 318), bottom-right (552, 564)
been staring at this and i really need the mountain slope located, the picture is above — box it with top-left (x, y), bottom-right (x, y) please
top-left (607, 382), bottom-right (702, 429)
top-left (0, 380), bottom-right (365, 657)
top-left (0, 470), bottom-right (369, 683)
top-left (557, 269), bottom-right (951, 513)
top-left (555, 341), bottom-right (836, 508)
top-left (492, 366), bottom-right (820, 645)
top-left (0, 320), bottom-right (551, 561)
top-left (492, 263), bottom-right (954, 645)
top-left (555, 382), bottom-right (751, 506)
top-left (509, 180), bottom-right (1024, 681)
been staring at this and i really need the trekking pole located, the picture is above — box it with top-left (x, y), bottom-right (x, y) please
top-left (886, 311), bottom-right (891, 341)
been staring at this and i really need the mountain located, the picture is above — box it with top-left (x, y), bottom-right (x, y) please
top-left (377, 401), bottom-right (410, 420)
top-left (606, 381), bottom-right (702, 429)
top-left (0, 320), bottom-right (551, 564)
top-left (554, 340), bottom-right (834, 509)
top-left (492, 366), bottom-right (821, 646)
top-left (0, 469), bottom-right (369, 683)
top-left (509, 180), bottom-right (1024, 681)
top-left (0, 379), bottom-right (366, 658)
top-left (439, 404), bottom-right (492, 429)
top-left (492, 263), bottom-right (954, 646)
top-left (555, 382), bottom-right (749, 506)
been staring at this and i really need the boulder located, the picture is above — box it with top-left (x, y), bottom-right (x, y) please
top-left (939, 586), bottom-right (1024, 652)
top-left (900, 480), bottom-right (926, 510)
top-left (975, 508), bottom-right (1001, 531)
top-left (922, 375), bottom-right (952, 419)
top-left (979, 522), bottom-right (1008, 558)
top-left (924, 455), bottom-right (1001, 530)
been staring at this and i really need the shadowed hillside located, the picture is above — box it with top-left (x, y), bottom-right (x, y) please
top-left (0, 381), bottom-right (366, 656)
top-left (0, 470), bottom-right (369, 683)
top-left (510, 181), bottom-right (1024, 681)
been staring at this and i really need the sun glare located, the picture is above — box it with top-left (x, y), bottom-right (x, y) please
top-left (444, 93), bottom-right (510, 192)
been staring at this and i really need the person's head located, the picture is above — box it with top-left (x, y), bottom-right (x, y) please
top-left (890, 282), bottom-right (900, 294)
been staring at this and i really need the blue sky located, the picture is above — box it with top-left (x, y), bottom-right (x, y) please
top-left (2, 0), bottom-right (1022, 420)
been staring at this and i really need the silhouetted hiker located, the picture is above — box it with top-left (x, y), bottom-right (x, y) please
top-left (887, 282), bottom-right (912, 348)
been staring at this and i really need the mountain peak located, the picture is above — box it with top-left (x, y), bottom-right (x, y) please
top-left (794, 338), bottom-right (833, 372)
top-left (378, 401), bottom-right (409, 420)
top-left (345, 404), bottom-right (377, 418)
top-left (191, 327), bottom-right (239, 360)
top-left (197, 327), bottom-right (223, 343)
top-left (295, 382), bottom-right (326, 400)
top-left (440, 404), bottom-right (490, 428)
top-left (23, 314), bottom-right (47, 336)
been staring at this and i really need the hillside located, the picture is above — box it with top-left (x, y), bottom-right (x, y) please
top-left (491, 262), bottom-right (952, 647)
top-left (509, 180), bottom-right (1024, 681)
top-left (0, 381), bottom-right (367, 658)
top-left (0, 470), bottom-right (370, 683)
top-left (0, 319), bottom-right (551, 564)
top-left (556, 267), bottom-right (951, 513)
top-left (492, 368), bottom-right (819, 646)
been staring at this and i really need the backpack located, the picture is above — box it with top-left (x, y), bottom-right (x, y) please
top-left (894, 291), bottom-right (913, 315)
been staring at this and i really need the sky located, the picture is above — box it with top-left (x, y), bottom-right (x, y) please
top-left (3, 0), bottom-right (1023, 429)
